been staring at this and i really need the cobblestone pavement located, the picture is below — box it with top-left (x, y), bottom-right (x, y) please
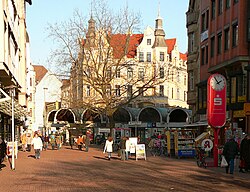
top-left (0, 145), bottom-right (250, 192)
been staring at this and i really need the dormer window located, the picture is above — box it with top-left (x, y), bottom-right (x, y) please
top-left (147, 39), bottom-right (151, 45)
top-left (139, 52), bottom-right (144, 62)
top-left (160, 52), bottom-right (164, 61)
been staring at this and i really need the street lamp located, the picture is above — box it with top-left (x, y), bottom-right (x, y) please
top-left (5, 85), bottom-right (16, 170)
top-left (43, 87), bottom-right (48, 136)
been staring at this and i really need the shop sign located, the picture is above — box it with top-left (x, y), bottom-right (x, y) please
top-left (244, 103), bottom-right (250, 116)
top-left (207, 74), bottom-right (227, 128)
top-left (135, 144), bottom-right (146, 161)
top-left (201, 139), bottom-right (213, 151)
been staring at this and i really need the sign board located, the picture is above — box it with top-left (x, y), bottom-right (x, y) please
top-left (201, 139), bottom-right (213, 151)
top-left (129, 137), bottom-right (138, 154)
top-left (7, 141), bottom-right (18, 159)
top-left (136, 144), bottom-right (146, 161)
top-left (207, 74), bottom-right (227, 128)
top-left (244, 103), bottom-right (250, 116)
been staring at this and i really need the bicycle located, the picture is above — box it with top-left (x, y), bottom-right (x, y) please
top-left (196, 147), bottom-right (207, 168)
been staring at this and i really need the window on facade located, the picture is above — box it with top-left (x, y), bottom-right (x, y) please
top-left (106, 85), bottom-right (111, 96)
top-left (237, 75), bottom-right (247, 102)
top-left (206, 10), bottom-right (209, 29)
top-left (201, 47), bottom-right (205, 65)
top-left (210, 36), bottom-right (215, 57)
top-left (177, 72), bottom-right (180, 82)
top-left (211, 0), bottom-right (216, 20)
top-left (86, 85), bottom-right (90, 97)
top-left (116, 68), bottom-right (120, 78)
top-left (29, 93), bottom-right (32, 100)
top-left (139, 52), bottom-right (144, 62)
top-left (224, 28), bottom-right (230, 51)
top-left (201, 13), bottom-right (206, 32)
top-left (106, 68), bottom-right (111, 80)
top-left (198, 86), bottom-right (207, 109)
top-left (231, 77), bottom-right (236, 103)
top-left (147, 39), bottom-right (151, 45)
top-left (147, 52), bottom-right (151, 62)
top-left (160, 67), bottom-right (164, 79)
top-left (184, 91), bottom-right (186, 101)
top-left (160, 52), bottom-right (164, 61)
top-left (159, 85), bottom-right (164, 96)
top-left (30, 77), bottom-right (32, 86)
top-left (184, 75), bottom-right (187, 86)
top-left (205, 45), bottom-right (208, 64)
top-left (138, 68), bottom-right (144, 81)
top-left (115, 85), bottom-right (120, 96)
top-left (218, 0), bottom-right (223, 15)
top-left (127, 67), bottom-right (133, 79)
top-left (189, 71), bottom-right (194, 91)
top-left (217, 32), bottom-right (222, 54)
top-left (127, 85), bottom-right (132, 97)
top-left (226, 0), bottom-right (230, 9)
top-left (188, 32), bottom-right (195, 53)
top-left (172, 88), bottom-right (174, 98)
top-left (177, 88), bottom-right (180, 100)
top-left (232, 23), bottom-right (238, 47)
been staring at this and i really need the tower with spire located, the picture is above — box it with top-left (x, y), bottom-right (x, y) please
top-left (152, 1), bottom-right (167, 48)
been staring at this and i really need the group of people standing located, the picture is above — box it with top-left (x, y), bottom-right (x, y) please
top-left (103, 136), bottom-right (130, 161)
top-left (222, 134), bottom-right (250, 174)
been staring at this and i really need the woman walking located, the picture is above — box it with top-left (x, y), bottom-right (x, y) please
top-left (103, 136), bottom-right (113, 160)
top-left (31, 133), bottom-right (43, 159)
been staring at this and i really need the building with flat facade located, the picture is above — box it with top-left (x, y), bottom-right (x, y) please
top-left (0, 0), bottom-right (32, 140)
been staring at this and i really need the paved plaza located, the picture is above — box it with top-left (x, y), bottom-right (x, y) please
top-left (0, 145), bottom-right (250, 192)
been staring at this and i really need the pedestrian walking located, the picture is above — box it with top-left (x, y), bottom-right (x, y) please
top-left (222, 136), bottom-right (239, 174)
top-left (69, 135), bottom-right (75, 149)
top-left (0, 138), bottom-right (6, 170)
top-left (239, 134), bottom-right (248, 172)
top-left (50, 134), bottom-right (56, 150)
top-left (26, 133), bottom-right (32, 152)
top-left (103, 136), bottom-right (113, 160)
top-left (43, 135), bottom-right (49, 151)
top-left (21, 133), bottom-right (27, 152)
top-left (31, 133), bottom-right (43, 159)
top-left (55, 134), bottom-right (62, 150)
top-left (85, 135), bottom-right (90, 152)
top-left (243, 134), bottom-right (250, 172)
top-left (76, 135), bottom-right (84, 151)
top-left (119, 137), bottom-right (126, 161)
top-left (125, 137), bottom-right (130, 160)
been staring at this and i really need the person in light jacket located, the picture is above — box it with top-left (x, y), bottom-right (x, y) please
top-left (31, 133), bottom-right (43, 159)
top-left (103, 136), bottom-right (113, 160)
top-left (125, 137), bottom-right (130, 160)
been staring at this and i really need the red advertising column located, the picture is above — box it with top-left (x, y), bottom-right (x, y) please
top-left (207, 74), bottom-right (226, 167)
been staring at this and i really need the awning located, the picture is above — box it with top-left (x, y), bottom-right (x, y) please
top-left (0, 100), bottom-right (28, 119)
top-left (195, 132), bottom-right (209, 142)
top-left (184, 121), bottom-right (208, 128)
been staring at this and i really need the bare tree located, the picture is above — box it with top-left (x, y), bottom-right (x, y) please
top-left (47, 0), bottom-right (173, 133)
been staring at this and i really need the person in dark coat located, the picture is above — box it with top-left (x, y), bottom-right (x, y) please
top-left (119, 137), bottom-right (126, 161)
top-left (243, 135), bottom-right (250, 172)
top-left (0, 138), bottom-right (7, 170)
top-left (222, 136), bottom-right (239, 174)
top-left (239, 134), bottom-right (248, 172)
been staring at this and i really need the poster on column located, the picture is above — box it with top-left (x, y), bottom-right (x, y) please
top-left (7, 141), bottom-right (18, 159)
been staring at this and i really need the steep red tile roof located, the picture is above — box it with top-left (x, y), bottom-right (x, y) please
top-left (165, 38), bottom-right (176, 54)
top-left (110, 34), bottom-right (143, 59)
top-left (180, 52), bottom-right (187, 61)
top-left (33, 65), bottom-right (48, 83)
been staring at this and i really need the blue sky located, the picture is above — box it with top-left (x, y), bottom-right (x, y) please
top-left (26, 0), bottom-right (189, 69)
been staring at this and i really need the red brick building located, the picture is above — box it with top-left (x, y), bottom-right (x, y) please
top-left (187, 0), bottom-right (250, 134)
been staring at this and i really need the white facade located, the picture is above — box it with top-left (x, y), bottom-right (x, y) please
top-left (33, 70), bottom-right (62, 131)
